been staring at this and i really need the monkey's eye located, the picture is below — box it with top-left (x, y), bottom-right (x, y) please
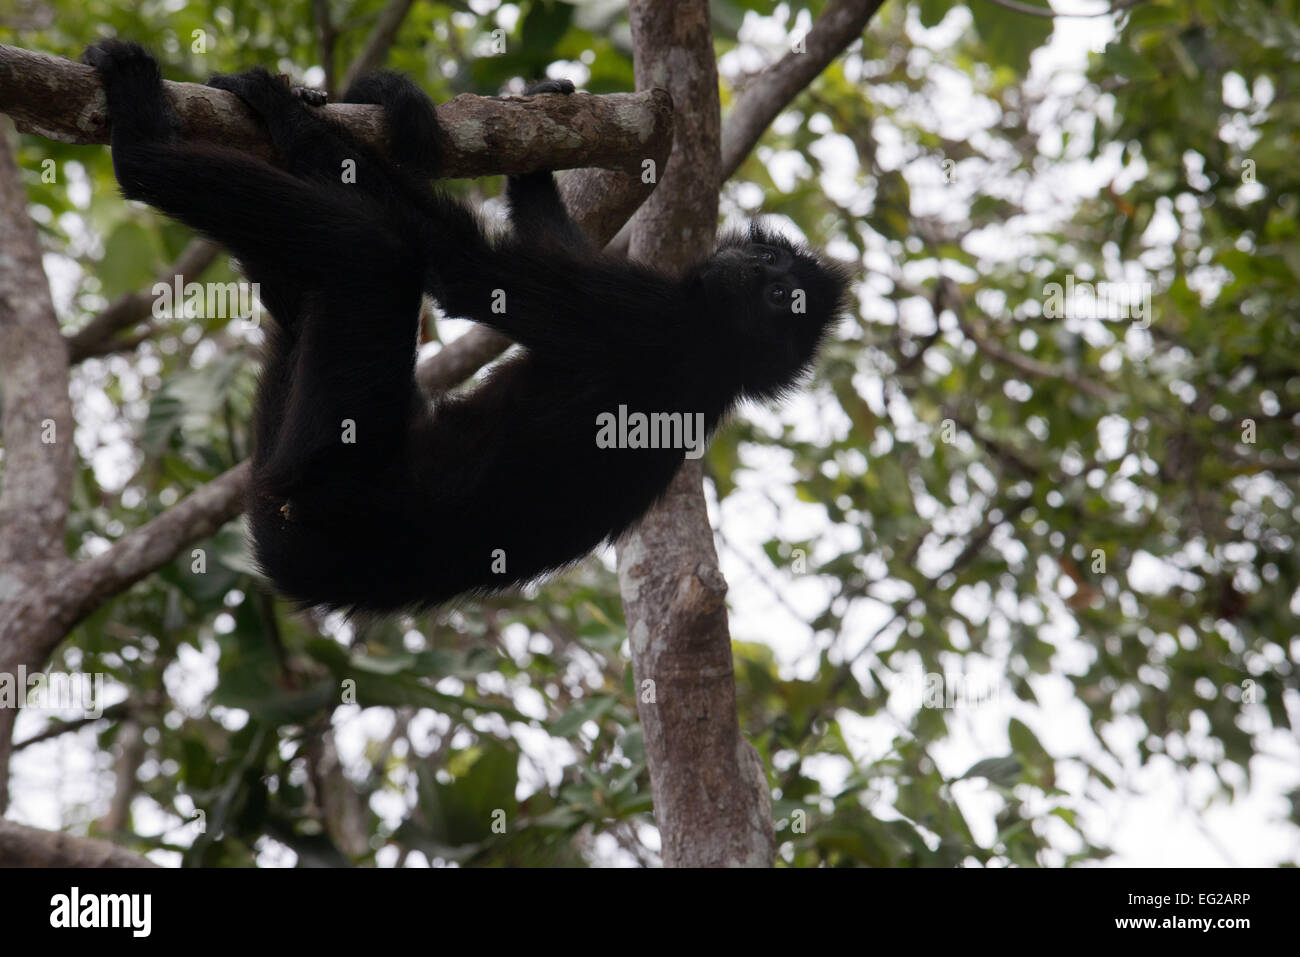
top-left (767, 285), bottom-right (788, 305)
top-left (757, 248), bottom-right (776, 265)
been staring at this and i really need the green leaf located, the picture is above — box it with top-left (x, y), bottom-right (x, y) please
top-left (918, 0), bottom-right (951, 29)
top-left (550, 694), bottom-right (618, 737)
top-left (98, 220), bottom-right (159, 299)
top-left (974, 1), bottom-right (1054, 75)
top-left (959, 756), bottom-right (1023, 785)
top-left (520, 1), bottom-right (575, 54)
top-left (419, 740), bottom-right (520, 846)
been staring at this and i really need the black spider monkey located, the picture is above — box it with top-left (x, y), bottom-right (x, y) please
top-left (83, 39), bottom-right (850, 615)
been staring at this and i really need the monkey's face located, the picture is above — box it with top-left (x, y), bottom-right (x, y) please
top-left (693, 225), bottom-right (849, 400)
top-left (705, 241), bottom-right (802, 312)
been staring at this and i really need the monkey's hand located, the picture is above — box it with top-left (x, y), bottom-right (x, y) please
top-left (523, 78), bottom-right (576, 97)
top-left (291, 86), bottom-right (328, 107)
top-left (82, 38), bottom-right (162, 89)
top-left (82, 40), bottom-right (173, 144)
top-left (205, 67), bottom-right (300, 118)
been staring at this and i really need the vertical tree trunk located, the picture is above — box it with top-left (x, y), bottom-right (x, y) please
top-left (0, 123), bottom-right (76, 812)
top-left (617, 0), bottom-right (775, 867)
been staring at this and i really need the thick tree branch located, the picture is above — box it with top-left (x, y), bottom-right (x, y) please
top-left (721, 0), bottom-right (884, 181)
top-left (0, 42), bottom-right (672, 177)
top-left (0, 819), bottom-right (157, 867)
top-left (417, 328), bottom-right (511, 394)
top-left (62, 461), bottom-right (251, 631)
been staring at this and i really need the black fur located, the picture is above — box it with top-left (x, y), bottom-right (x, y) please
top-left (83, 40), bottom-right (851, 614)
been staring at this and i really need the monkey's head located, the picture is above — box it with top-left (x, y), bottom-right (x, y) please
top-left (690, 223), bottom-right (851, 401)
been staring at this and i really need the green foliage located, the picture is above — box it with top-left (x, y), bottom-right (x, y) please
top-left (8, 0), bottom-right (1298, 867)
top-left (973, 1), bottom-right (1053, 76)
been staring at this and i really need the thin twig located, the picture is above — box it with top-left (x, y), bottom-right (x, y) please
top-left (976, 0), bottom-right (1147, 19)
top-left (338, 0), bottom-right (417, 94)
top-left (13, 702), bottom-right (130, 750)
top-left (312, 0), bottom-right (338, 95)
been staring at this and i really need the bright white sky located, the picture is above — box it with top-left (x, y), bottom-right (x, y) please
top-left (9, 1), bottom-right (1299, 868)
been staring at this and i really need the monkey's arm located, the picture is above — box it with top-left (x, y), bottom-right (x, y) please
top-left (424, 238), bottom-right (678, 364)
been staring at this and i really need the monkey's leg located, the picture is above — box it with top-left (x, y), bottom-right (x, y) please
top-left (85, 41), bottom-right (423, 460)
top-left (84, 42), bottom-right (401, 282)
top-left (207, 67), bottom-right (442, 218)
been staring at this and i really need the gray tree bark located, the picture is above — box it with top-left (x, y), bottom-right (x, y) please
top-left (615, 0), bottom-right (884, 867)
top-left (616, 0), bottom-right (776, 868)
top-left (0, 819), bottom-right (156, 867)
top-left (0, 42), bottom-right (671, 177)
top-left (0, 119), bottom-right (77, 817)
